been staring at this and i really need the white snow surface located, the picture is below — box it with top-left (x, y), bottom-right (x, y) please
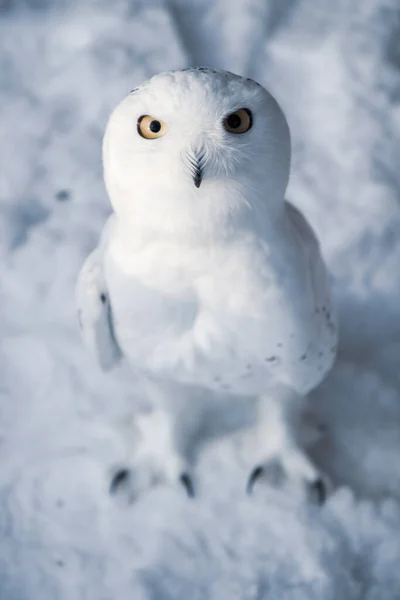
top-left (1, 0), bottom-right (400, 598)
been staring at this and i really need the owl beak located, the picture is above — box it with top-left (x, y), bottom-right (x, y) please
top-left (193, 166), bottom-right (203, 188)
top-left (187, 148), bottom-right (206, 188)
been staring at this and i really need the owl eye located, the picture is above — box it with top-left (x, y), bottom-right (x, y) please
top-left (137, 115), bottom-right (168, 139)
top-left (223, 108), bottom-right (253, 134)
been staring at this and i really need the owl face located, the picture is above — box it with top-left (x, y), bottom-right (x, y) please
top-left (103, 69), bottom-right (291, 224)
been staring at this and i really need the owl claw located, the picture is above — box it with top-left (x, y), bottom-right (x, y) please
top-left (247, 465), bottom-right (264, 495)
top-left (109, 468), bottom-right (130, 495)
top-left (307, 477), bottom-right (327, 505)
top-left (247, 461), bottom-right (328, 505)
top-left (180, 472), bottom-right (195, 498)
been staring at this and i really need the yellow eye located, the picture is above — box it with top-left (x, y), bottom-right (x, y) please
top-left (223, 108), bottom-right (253, 134)
top-left (137, 115), bottom-right (168, 139)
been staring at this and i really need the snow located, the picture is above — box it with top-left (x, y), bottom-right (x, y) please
top-left (1, 0), bottom-right (400, 597)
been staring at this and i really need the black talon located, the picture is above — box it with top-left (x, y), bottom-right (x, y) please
top-left (180, 472), bottom-right (195, 498)
top-left (247, 465), bottom-right (264, 495)
top-left (309, 477), bottom-right (326, 505)
top-left (110, 468), bottom-right (130, 495)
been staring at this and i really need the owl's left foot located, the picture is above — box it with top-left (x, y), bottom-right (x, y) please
top-left (246, 452), bottom-right (328, 505)
top-left (249, 391), bottom-right (330, 504)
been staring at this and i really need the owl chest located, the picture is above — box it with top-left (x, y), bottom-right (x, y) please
top-left (104, 251), bottom-right (192, 347)
top-left (107, 237), bottom-right (275, 314)
top-left (105, 238), bottom-right (279, 350)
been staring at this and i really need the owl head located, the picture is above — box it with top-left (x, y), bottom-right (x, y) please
top-left (103, 69), bottom-right (291, 235)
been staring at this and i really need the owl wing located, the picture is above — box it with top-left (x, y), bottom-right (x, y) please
top-left (283, 201), bottom-right (338, 391)
top-left (75, 216), bottom-right (122, 371)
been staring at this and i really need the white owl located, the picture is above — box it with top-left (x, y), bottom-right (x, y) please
top-left (76, 68), bottom-right (337, 503)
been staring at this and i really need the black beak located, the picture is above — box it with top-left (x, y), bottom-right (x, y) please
top-left (188, 149), bottom-right (206, 188)
top-left (194, 167), bottom-right (202, 188)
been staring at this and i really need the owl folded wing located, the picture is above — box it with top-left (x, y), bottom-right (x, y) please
top-left (285, 201), bottom-right (338, 379)
top-left (75, 237), bottom-right (122, 371)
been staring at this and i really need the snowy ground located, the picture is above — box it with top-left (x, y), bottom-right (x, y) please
top-left (1, 0), bottom-right (400, 598)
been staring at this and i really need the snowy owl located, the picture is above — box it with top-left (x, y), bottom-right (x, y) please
top-left (76, 68), bottom-right (337, 503)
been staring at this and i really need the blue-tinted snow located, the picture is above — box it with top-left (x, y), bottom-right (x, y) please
top-left (1, 0), bottom-right (400, 598)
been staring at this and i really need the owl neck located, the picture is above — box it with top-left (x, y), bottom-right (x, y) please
top-left (111, 176), bottom-right (286, 245)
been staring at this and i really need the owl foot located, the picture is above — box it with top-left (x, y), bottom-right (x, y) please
top-left (249, 390), bottom-right (330, 504)
top-left (109, 465), bottom-right (195, 500)
top-left (247, 451), bottom-right (328, 505)
top-left (109, 408), bottom-right (194, 501)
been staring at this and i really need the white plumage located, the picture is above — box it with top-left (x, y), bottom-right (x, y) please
top-left (76, 68), bottom-right (337, 501)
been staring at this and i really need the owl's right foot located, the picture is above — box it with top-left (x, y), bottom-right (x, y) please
top-left (108, 408), bottom-right (195, 501)
top-left (109, 466), bottom-right (195, 499)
